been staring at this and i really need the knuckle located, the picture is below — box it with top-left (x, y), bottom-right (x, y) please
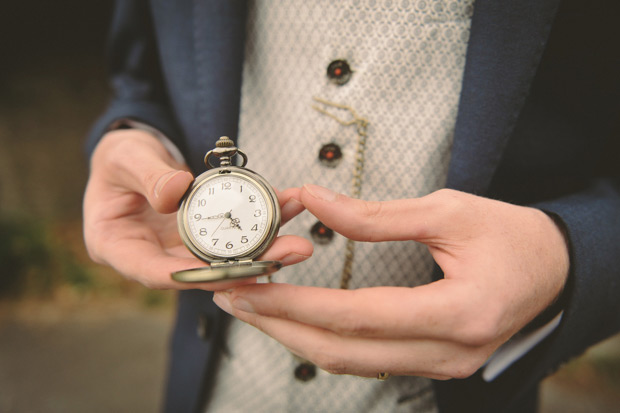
top-left (458, 318), bottom-right (499, 347)
top-left (85, 244), bottom-right (104, 264)
top-left (141, 278), bottom-right (166, 290)
top-left (134, 269), bottom-right (164, 290)
top-left (313, 351), bottom-right (348, 375)
top-left (133, 258), bottom-right (169, 290)
top-left (357, 199), bottom-right (384, 220)
top-left (433, 187), bottom-right (456, 198)
top-left (455, 312), bottom-right (502, 347)
top-left (83, 231), bottom-right (106, 265)
top-left (354, 200), bottom-right (389, 242)
top-left (449, 291), bottom-right (503, 347)
top-left (431, 188), bottom-right (475, 219)
top-left (448, 356), bottom-right (485, 379)
top-left (431, 188), bottom-right (460, 205)
top-left (438, 348), bottom-right (489, 379)
top-left (139, 277), bottom-right (156, 289)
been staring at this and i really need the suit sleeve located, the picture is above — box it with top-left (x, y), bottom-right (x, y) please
top-left (85, 0), bottom-right (181, 156)
top-left (436, 138), bottom-right (620, 413)
top-left (435, 1), bottom-right (620, 408)
top-left (530, 177), bottom-right (620, 366)
top-left (495, 0), bottom-right (620, 401)
top-left (491, 0), bottom-right (620, 402)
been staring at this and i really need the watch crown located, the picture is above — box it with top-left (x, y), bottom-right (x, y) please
top-left (215, 136), bottom-right (235, 148)
top-left (205, 136), bottom-right (248, 169)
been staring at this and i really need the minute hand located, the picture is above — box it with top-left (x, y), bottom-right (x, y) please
top-left (206, 213), bottom-right (226, 219)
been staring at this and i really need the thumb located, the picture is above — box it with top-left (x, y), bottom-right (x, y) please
top-left (93, 130), bottom-right (194, 213)
top-left (300, 184), bottom-right (437, 243)
top-left (148, 169), bottom-right (195, 213)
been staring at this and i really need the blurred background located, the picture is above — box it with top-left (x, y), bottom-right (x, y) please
top-left (0, 2), bottom-right (618, 412)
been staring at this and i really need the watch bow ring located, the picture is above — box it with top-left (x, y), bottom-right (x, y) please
top-left (172, 136), bottom-right (282, 282)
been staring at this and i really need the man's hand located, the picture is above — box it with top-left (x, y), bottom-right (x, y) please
top-left (213, 184), bottom-right (569, 379)
top-left (83, 130), bottom-right (313, 290)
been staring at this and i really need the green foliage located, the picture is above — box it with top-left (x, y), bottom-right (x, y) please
top-left (0, 216), bottom-right (50, 296)
top-left (141, 289), bottom-right (170, 308)
top-left (0, 215), bottom-right (93, 297)
top-left (61, 251), bottom-right (95, 292)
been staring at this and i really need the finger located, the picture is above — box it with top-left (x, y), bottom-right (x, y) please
top-left (276, 187), bottom-right (306, 225)
top-left (98, 237), bottom-right (246, 290)
top-left (300, 184), bottom-right (471, 243)
top-left (216, 282), bottom-right (494, 346)
top-left (259, 234), bottom-right (313, 266)
top-left (213, 291), bottom-right (488, 379)
top-left (185, 234), bottom-right (312, 289)
top-left (92, 130), bottom-right (194, 213)
top-left (98, 234), bottom-right (312, 291)
top-left (151, 170), bottom-right (195, 213)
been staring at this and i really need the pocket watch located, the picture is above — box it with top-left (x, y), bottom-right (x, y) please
top-left (172, 136), bottom-right (281, 282)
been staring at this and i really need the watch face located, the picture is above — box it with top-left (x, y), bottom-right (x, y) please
top-left (180, 170), bottom-right (278, 261)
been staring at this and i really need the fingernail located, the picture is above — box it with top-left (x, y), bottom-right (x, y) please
top-left (281, 198), bottom-right (304, 218)
top-left (213, 292), bottom-right (233, 315)
top-left (154, 170), bottom-right (183, 198)
top-left (214, 291), bottom-right (256, 314)
top-left (155, 171), bottom-right (181, 198)
top-left (303, 184), bottom-right (338, 202)
top-left (280, 253), bottom-right (312, 266)
top-left (233, 296), bottom-right (256, 313)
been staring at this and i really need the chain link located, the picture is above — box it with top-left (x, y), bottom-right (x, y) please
top-left (312, 97), bottom-right (369, 290)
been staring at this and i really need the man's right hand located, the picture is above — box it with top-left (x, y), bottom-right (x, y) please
top-left (83, 130), bottom-right (313, 290)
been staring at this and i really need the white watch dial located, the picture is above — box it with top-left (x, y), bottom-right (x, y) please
top-left (185, 173), bottom-right (272, 258)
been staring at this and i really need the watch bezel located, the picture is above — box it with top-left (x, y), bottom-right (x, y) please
top-left (177, 166), bottom-right (281, 263)
top-left (171, 260), bottom-right (282, 283)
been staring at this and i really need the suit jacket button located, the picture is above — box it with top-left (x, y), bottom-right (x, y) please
top-left (294, 362), bottom-right (316, 382)
top-left (319, 143), bottom-right (343, 167)
top-left (310, 221), bottom-right (334, 244)
top-left (196, 314), bottom-right (211, 340)
top-left (327, 60), bottom-right (352, 85)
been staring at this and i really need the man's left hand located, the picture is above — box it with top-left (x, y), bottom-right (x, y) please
top-left (213, 185), bottom-right (569, 380)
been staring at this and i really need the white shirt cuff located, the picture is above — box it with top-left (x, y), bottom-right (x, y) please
top-left (482, 311), bottom-right (563, 381)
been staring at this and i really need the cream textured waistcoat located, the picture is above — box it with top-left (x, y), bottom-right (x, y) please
top-left (208, 1), bottom-right (474, 411)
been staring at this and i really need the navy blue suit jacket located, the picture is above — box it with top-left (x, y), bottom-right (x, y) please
top-left (88, 0), bottom-right (620, 411)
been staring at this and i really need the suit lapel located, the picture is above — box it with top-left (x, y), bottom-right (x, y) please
top-left (189, 0), bottom-right (247, 174)
top-left (445, 0), bottom-right (561, 195)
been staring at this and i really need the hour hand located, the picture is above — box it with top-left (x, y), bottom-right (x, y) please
top-left (206, 212), bottom-right (226, 219)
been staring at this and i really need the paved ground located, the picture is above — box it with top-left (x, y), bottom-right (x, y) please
top-left (1, 299), bottom-right (619, 412)
top-left (0, 301), bottom-right (172, 413)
